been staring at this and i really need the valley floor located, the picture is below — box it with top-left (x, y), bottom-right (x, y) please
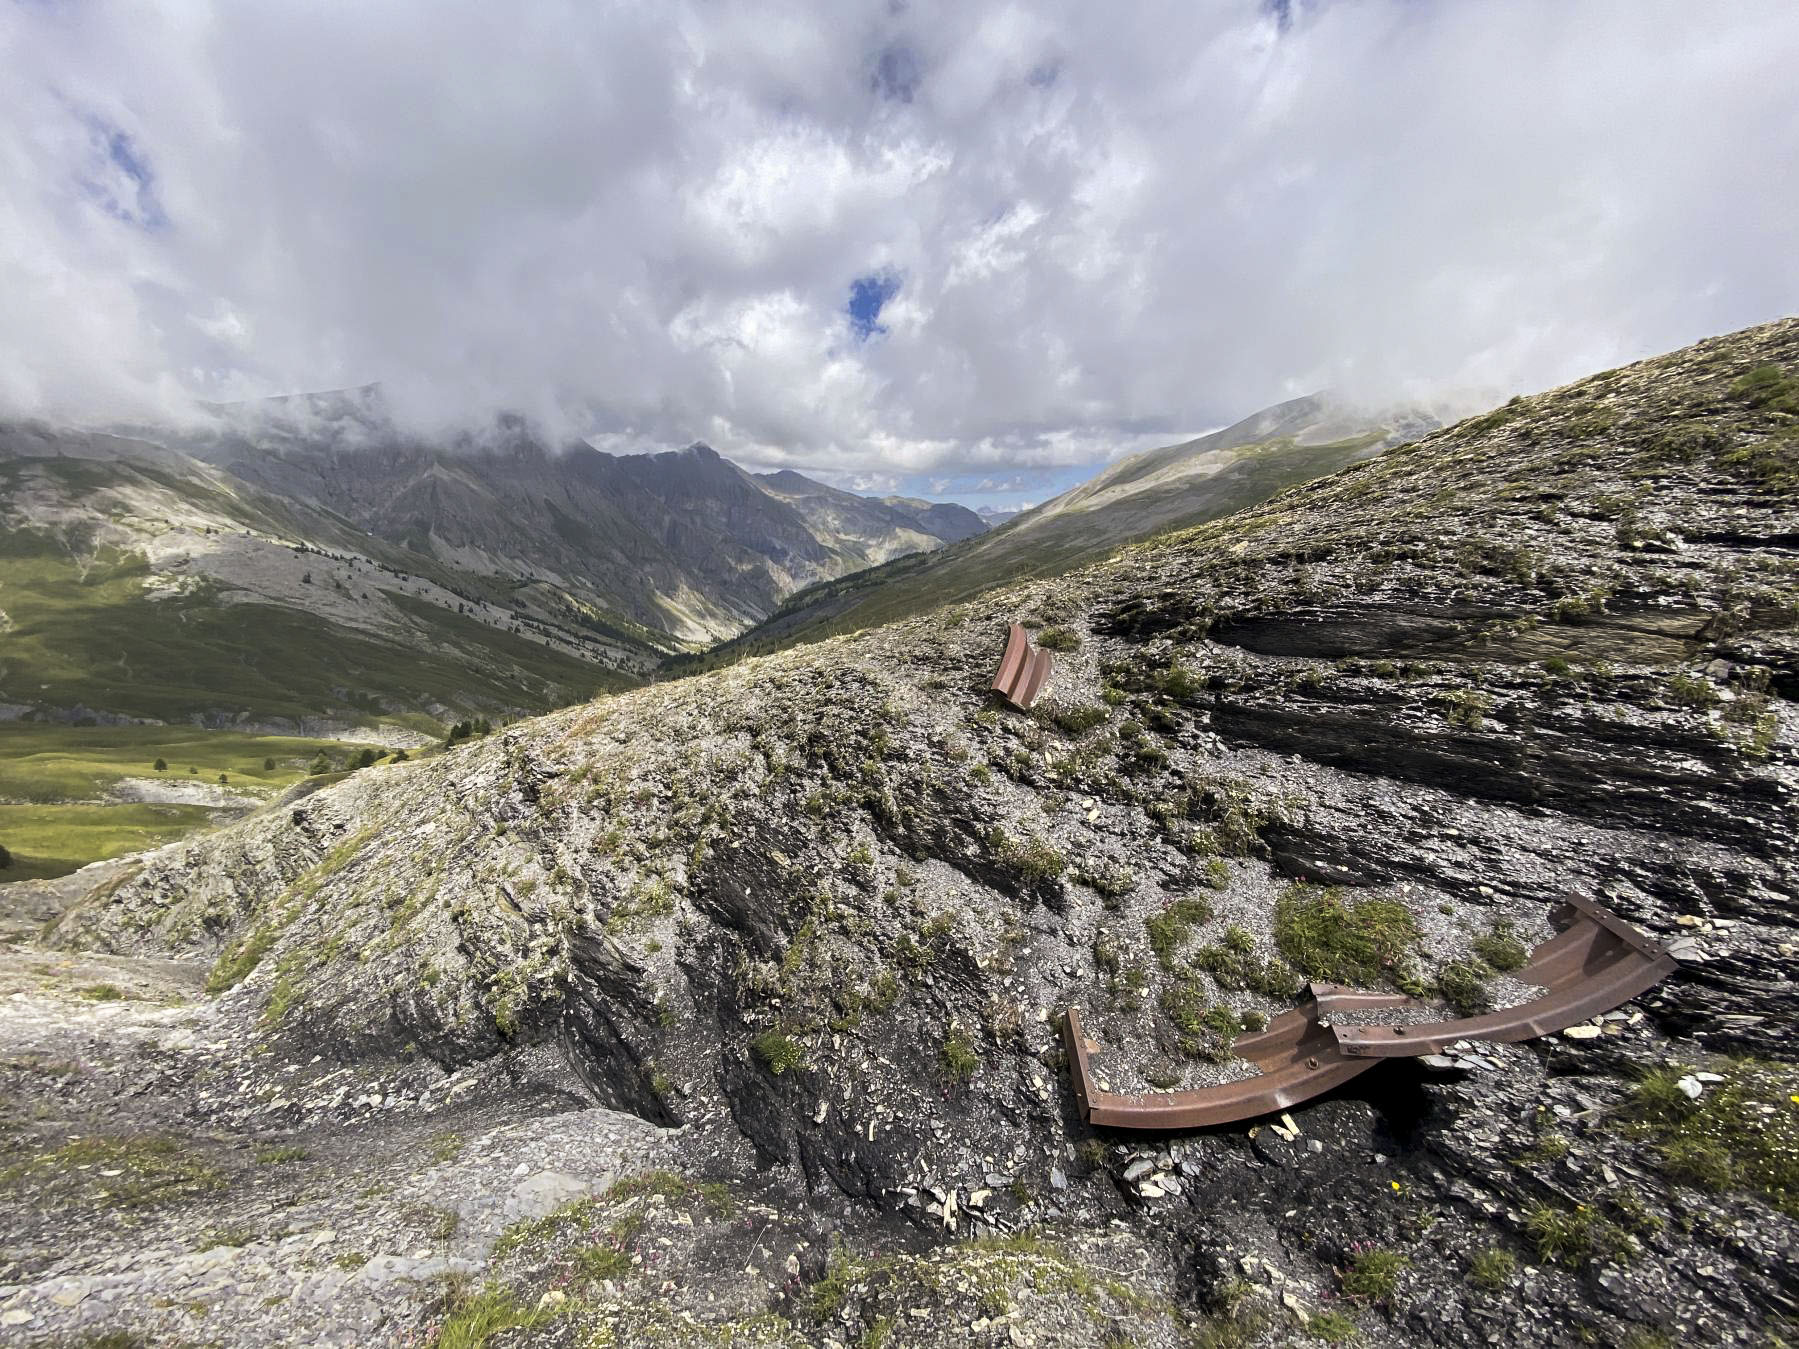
top-left (0, 725), bottom-right (411, 882)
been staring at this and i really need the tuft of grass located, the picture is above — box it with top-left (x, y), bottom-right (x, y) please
top-left (435, 1283), bottom-right (562, 1349)
top-left (1034, 626), bottom-right (1082, 652)
top-left (1514, 1131), bottom-right (1570, 1164)
top-left (1192, 924), bottom-right (1301, 998)
top-left (1337, 1246), bottom-right (1406, 1303)
top-left (807, 1241), bottom-right (859, 1319)
top-left (1436, 958), bottom-right (1494, 1017)
top-left (1667, 674), bottom-right (1719, 708)
top-left (574, 1243), bottom-right (632, 1281)
top-left (1072, 860), bottom-right (1136, 903)
top-left (1273, 884), bottom-right (1422, 990)
top-left (940, 1027), bottom-right (979, 1083)
top-left (1467, 1247), bottom-right (1516, 1292)
top-left (1144, 896), bottom-right (1214, 969)
top-left (995, 831), bottom-right (1066, 885)
top-left (1471, 922), bottom-right (1528, 973)
top-left (751, 1030), bottom-right (805, 1076)
top-left (78, 983), bottom-right (125, 1001)
top-left (1524, 1202), bottom-right (1630, 1267)
top-left (254, 1144), bottom-right (308, 1165)
top-left (1044, 702), bottom-right (1109, 735)
top-left (1309, 1309), bottom-right (1359, 1343)
top-left (1615, 1060), bottom-right (1799, 1214)
top-left (1442, 688), bottom-right (1493, 730)
top-left (1159, 978), bottom-right (1244, 1061)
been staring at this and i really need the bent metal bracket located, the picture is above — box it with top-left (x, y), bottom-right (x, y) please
top-left (1062, 892), bottom-right (1680, 1131)
top-left (992, 622), bottom-right (1054, 710)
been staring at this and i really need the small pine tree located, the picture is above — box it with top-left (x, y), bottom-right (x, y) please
top-left (188, 766), bottom-right (198, 774)
top-left (153, 758), bottom-right (167, 772)
top-left (391, 748), bottom-right (409, 764)
top-left (355, 748), bottom-right (377, 769)
top-left (309, 753), bottom-right (331, 775)
top-left (0, 843), bottom-right (12, 870)
top-left (263, 757), bottom-right (276, 771)
top-left (218, 773), bottom-right (228, 784)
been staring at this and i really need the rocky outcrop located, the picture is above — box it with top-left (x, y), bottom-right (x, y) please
top-left (18, 319), bottom-right (1799, 1345)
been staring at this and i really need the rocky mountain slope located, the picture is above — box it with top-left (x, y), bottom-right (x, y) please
top-left (5, 319), bottom-right (1797, 1346)
top-left (674, 395), bottom-right (1437, 673)
top-left (0, 407), bottom-right (984, 734)
top-left (754, 471), bottom-right (989, 568)
top-left (0, 424), bottom-right (635, 734)
top-left (187, 387), bottom-right (986, 647)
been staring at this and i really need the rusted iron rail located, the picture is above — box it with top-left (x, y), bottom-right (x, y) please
top-left (1064, 892), bottom-right (1679, 1131)
top-left (992, 623), bottom-right (1054, 710)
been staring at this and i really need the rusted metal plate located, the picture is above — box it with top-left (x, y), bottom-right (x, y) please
top-left (1063, 893), bottom-right (1678, 1131)
top-left (992, 623), bottom-right (1054, 709)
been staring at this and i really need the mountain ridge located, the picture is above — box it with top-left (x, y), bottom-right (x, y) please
top-left (669, 393), bottom-right (1439, 674)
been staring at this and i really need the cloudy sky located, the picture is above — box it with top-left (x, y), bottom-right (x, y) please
top-left (3, 1), bottom-right (1797, 507)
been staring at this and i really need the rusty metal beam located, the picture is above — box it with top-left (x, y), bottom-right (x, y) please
top-left (1335, 894), bottom-right (1679, 1059)
top-left (1063, 893), bottom-right (1678, 1131)
top-left (1063, 985), bottom-right (1395, 1129)
top-left (992, 623), bottom-right (1054, 710)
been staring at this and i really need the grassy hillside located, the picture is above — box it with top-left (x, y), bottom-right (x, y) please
top-left (0, 527), bottom-right (630, 726)
top-left (0, 464), bottom-right (628, 878)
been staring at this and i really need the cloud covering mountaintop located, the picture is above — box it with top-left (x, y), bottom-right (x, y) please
top-left (3, 0), bottom-right (1796, 483)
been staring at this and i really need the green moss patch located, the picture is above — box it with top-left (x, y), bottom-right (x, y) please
top-left (1273, 885), bottom-right (1423, 990)
top-left (1192, 924), bottom-right (1301, 997)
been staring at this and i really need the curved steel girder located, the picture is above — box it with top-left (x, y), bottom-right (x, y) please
top-left (1063, 893), bottom-right (1678, 1131)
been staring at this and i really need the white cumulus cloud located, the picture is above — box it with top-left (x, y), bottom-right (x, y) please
top-left (1, 0), bottom-right (1795, 479)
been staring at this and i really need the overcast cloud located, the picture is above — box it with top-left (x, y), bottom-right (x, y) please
top-left (2, 0), bottom-right (1797, 492)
